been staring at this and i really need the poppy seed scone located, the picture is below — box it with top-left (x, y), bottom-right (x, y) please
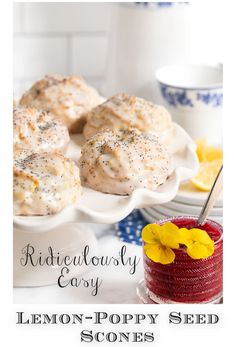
top-left (80, 128), bottom-right (170, 195)
top-left (19, 75), bottom-right (101, 133)
top-left (83, 93), bottom-right (173, 140)
top-left (13, 106), bottom-right (70, 154)
top-left (14, 152), bottom-right (82, 215)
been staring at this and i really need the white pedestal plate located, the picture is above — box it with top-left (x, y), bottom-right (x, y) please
top-left (13, 124), bottom-right (198, 287)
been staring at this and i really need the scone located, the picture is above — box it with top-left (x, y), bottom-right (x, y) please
top-left (83, 93), bottom-right (173, 140)
top-left (13, 106), bottom-right (70, 154)
top-left (14, 152), bottom-right (82, 215)
top-left (80, 128), bottom-right (170, 195)
top-left (19, 75), bottom-right (101, 133)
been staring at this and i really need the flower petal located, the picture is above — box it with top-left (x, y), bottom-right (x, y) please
top-left (144, 244), bottom-right (175, 264)
top-left (142, 224), bottom-right (161, 244)
top-left (159, 222), bottom-right (180, 249)
top-left (179, 228), bottom-right (193, 247)
top-left (186, 242), bottom-right (214, 259)
top-left (188, 228), bottom-right (214, 244)
top-left (180, 228), bottom-right (214, 247)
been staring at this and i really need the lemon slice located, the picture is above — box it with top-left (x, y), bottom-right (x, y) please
top-left (202, 146), bottom-right (223, 162)
top-left (191, 160), bottom-right (223, 191)
top-left (195, 138), bottom-right (207, 162)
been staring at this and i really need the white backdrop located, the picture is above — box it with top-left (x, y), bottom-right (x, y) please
top-left (13, 2), bottom-right (114, 98)
top-left (14, 2), bottom-right (223, 100)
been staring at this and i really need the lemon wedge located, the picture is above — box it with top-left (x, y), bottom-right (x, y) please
top-left (195, 138), bottom-right (208, 162)
top-left (191, 160), bottom-right (223, 191)
top-left (202, 146), bottom-right (223, 162)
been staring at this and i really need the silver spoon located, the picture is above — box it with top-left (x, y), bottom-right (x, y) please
top-left (197, 165), bottom-right (223, 225)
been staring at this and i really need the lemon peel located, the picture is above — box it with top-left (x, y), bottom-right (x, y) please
top-left (191, 159), bottom-right (222, 191)
top-left (193, 138), bottom-right (223, 191)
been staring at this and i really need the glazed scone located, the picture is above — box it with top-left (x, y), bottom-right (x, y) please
top-left (19, 75), bottom-right (101, 133)
top-left (80, 128), bottom-right (170, 195)
top-left (83, 93), bottom-right (173, 140)
top-left (13, 106), bottom-right (70, 154)
top-left (14, 152), bottom-right (82, 215)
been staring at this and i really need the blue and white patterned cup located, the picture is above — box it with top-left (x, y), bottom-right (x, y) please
top-left (155, 64), bottom-right (223, 145)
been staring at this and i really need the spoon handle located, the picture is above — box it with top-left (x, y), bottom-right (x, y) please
top-left (197, 165), bottom-right (223, 225)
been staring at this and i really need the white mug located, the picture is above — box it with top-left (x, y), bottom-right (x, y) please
top-left (155, 64), bottom-right (223, 145)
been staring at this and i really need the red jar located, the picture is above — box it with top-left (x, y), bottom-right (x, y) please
top-left (143, 216), bottom-right (223, 303)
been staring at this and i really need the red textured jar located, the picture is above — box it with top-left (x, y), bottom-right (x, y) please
top-left (143, 216), bottom-right (223, 303)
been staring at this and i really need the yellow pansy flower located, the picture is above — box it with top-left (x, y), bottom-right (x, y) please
top-left (142, 222), bottom-right (180, 264)
top-left (144, 244), bottom-right (175, 264)
top-left (142, 222), bottom-right (215, 264)
top-left (179, 227), bottom-right (214, 259)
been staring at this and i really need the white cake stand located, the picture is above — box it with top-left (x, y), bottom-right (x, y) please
top-left (13, 123), bottom-right (198, 287)
top-left (14, 223), bottom-right (98, 287)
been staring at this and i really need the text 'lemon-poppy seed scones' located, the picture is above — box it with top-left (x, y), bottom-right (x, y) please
top-left (19, 75), bottom-right (102, 133)
top-left (14, 152), bottom-right (82, 215)
top-left (80, 128), bottom-right (170, 195)
top-left (13, 106), bottom-right (70, 154)
top-left (83, 93), bottom-right (173, 140)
